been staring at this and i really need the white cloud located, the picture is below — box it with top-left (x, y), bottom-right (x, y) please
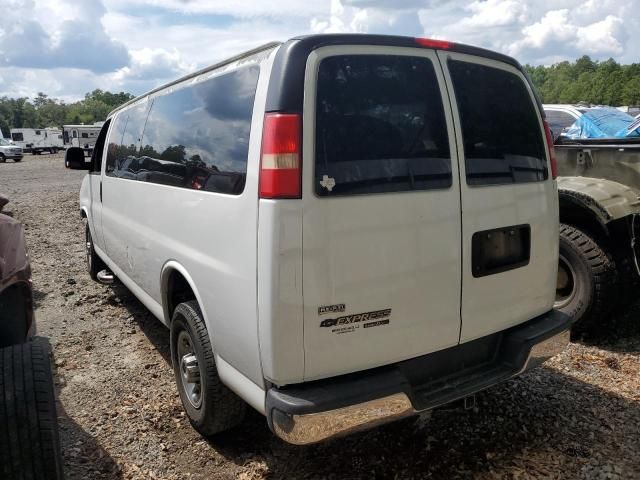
top-left (509, 8), bottom-right (628, 64)
top-left (103, 0), bottom-right (330, 18)
top-left (460, 0), bottom-right (528, 28)
top-left (575, 15), bottom-right (625, 55)
top-left (0, 0), bottom-right (638, 100)
top-left (311, 0), bottom-right (422, 35)
top-left (0, 0), bottom-right (130, 73)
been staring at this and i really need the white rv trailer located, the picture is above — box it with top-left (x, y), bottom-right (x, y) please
top-left (63, 123), bottom-right (104, 155)
top-left (9, 127), bottom-right (64, 154)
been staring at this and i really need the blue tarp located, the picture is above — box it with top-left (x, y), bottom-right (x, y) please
top-left (565, 108), bottom-right (640, 139)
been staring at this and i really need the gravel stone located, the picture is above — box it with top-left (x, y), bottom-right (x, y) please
top-left (1, 154), bottom-right (638, 479)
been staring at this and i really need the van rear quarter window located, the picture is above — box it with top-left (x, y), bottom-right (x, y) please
top-left (447, 60), bottom-right (547, 186)
top-left (105, 66), bottom-right (259, 195)
top-left (315, 55), bottom-right (452, 196)
top-left (106, 103), bottom-right (147, 178)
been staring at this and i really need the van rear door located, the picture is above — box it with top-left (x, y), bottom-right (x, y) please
top-left (439, 52), bottom-right (558, 343)
top-left (301, 46), bottom-right (463, 381)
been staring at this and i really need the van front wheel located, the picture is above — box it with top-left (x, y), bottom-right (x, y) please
top-left (170, 301), bottom-right (245, 436)
top-left (84, 221), bottom-right (106, 281)
top-left (555, 224), bottom-right (616, 328)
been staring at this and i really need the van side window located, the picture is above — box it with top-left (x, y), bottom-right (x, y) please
top-left (137, 66), bottom-right (259, 194)
top-left (106, 114), bottom-right (129, 175)
top-left (106, 103), bottom-right (148, 178)
top-left (91, 119), bottom-right (111, 174)
top-left (448, 60), bottom-right (547, 186)
top-left (315, 55), bottom-right (452, 196)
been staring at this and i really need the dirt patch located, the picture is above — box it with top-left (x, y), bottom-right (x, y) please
top-left (1, 154), bottom-right (639, 479)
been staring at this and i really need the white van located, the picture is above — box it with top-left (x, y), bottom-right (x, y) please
top-left (68, 35), bottom-right (570, 445)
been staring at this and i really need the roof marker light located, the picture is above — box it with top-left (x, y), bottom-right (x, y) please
top-left (415, 38), bottom-right (453, 50)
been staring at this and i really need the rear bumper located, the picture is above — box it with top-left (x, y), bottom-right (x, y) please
top-left (266, 309), bottom-right (571, 445)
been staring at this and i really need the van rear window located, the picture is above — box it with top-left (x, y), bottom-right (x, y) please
top-left (447, 60), bottom-right (547, 186)
top-left (315, 55), bottom-right (452, 196)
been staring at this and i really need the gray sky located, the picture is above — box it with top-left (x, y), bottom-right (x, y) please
top-left (0, 0), bottom-right (636, 101)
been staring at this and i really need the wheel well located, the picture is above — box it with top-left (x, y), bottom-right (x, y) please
top-left (166, 270), bottom-right (197, 321)
top-left (80, 209), bottom-right (87, 218)
top-left (559, 197), bottom-right (608, 243)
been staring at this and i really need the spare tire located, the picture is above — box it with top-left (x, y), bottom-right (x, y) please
top-left (0, 338), bottom-right (64, 480)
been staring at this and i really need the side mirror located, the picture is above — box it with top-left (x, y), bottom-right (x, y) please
top-left (65, 147), bottom-right (91, 170)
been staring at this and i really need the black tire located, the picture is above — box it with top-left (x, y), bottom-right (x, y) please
top-left (0, 154), bottom-right (5, 163)
top-left (556, 223), bottom-right (617, 328)
top-left (0, 339), bottom-right (64, 480)
top-left (84, 220), bottom-right (106, 281)
top-left (13, 157), bottom-right (21, 162)
top-left (170, 301), bottom-right (245, 436)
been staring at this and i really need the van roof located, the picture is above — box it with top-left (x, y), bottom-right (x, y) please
top-left (109, 34), bottom-right (525, 118)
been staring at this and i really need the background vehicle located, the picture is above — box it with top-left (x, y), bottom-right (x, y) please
top-left (68, 34), bottom-right (570, 445)
top-left (0, 196), bottom-right (63, 479)
top-left (63, 123), bottom-right (103, 156)
top-left (10, 127), bottom-right (64, 154)
top-left (0, 138), bottom-right (23, 162)
top-left (544, 105), bottom-right (640, 329)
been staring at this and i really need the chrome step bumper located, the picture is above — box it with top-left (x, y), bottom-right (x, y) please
top-left (266, 309), bottom-right (572, 445)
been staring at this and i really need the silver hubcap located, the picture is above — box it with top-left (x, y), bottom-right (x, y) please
top-left (85, 229), bottom-right (92, 270)
top-left (177, 331), bottom-right (202, 409)
top-left (555, 255), bottom-right (576, 308)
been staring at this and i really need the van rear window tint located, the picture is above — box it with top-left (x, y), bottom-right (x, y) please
top-left (315, 55), bottom-right (451, 196)
top-left (448, 60), bottom-right (547, 186)
top-left (105, 66), bottom-right (259, 195)
top-left (140, 66), bottom-right (258, 195)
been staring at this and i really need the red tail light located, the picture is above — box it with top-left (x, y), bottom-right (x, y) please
top-left (543, 120), bottom-right (558, 179)
top-left (259, 113), bottom-right (301, 198)
top-left (415, 38), bottom-right (453, 49)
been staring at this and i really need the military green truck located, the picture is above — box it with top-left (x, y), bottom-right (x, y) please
top-left (554, 137), bottom-right (640, 328)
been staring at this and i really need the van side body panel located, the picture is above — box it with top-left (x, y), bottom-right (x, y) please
top-left (256, 200), bottom-right (304, 385)
top-left (99, 54), bottom-right (272, 388)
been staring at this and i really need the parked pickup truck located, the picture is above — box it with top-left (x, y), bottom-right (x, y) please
top-left (553, 136), bottom-right (640, 328)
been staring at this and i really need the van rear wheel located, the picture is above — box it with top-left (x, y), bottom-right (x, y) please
top-left (555, 224), bottom-right (616, 328)
top-left (170, 301), bottom-right (245, 436)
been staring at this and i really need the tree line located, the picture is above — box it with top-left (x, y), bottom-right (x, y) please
top-left (0, 90), bottom-right (134, 135)
top-left (524, 56), bottom-right (640, 106)
top-left (0, 55), bottom-right (638, 136)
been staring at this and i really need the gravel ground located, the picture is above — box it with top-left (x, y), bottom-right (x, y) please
top-left (1, 153), bottom-right (639, 479)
